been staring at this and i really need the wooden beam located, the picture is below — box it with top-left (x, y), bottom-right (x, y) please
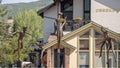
top-left (47, 48), bottom-right (52, 68)
top-left (65, 48), bottom-right (70, 68)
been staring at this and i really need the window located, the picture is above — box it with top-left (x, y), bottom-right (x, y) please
top-left (79, 53), bottom-right (89, 68)
top-left (94, 30), bottom-right (118, 68)
top-left (79, 40), bottom-right (89, 50)
top-left (79, 30), bottom-right (90, 68)
top-left (83, 0), bottom-right (91, 24)
top-left (78, 29), bottom-right (120, 68)
top-left (94, 53), bottom-right (105, 67)
top-left (79, 31), bottom-right (89, 50)
top-left (54, 49), bottom-right (65, 68)
top-left (61, 0), bottom-right (73, 31)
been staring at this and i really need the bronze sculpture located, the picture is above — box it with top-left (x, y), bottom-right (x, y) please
top-left (54, 12), bottom-right (67, 53)
top-left (12, 26), bottom-right (31, 60)
top-left (54, 12), bottom-right (67, 67)
top-left (98, 27), bottom-right (116, 67)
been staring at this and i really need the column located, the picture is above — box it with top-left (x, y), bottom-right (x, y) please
top-left (89, 29), bottom-right (94, 68)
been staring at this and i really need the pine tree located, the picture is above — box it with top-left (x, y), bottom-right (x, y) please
top-left (0, 6), bottom-right (10, 67)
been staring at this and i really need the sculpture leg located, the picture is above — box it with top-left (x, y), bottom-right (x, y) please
top-left (18, 40), bottom-right (21, 60)
top-left (99, 40), bottom-right (106, 58)
top-left (110, 42), bottom-right (117, 62)
top-left (17, 40), bottom-right (22, 67)
top-left (106, 49), bottom-right (109, 68)
top-left (20, 41), bottom-right (23, 49)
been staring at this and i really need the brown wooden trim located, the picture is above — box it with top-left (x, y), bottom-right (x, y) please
top-left (65, 48), bottom-right (70, 68)
top-left (47, 48), bottom-right (52, 68)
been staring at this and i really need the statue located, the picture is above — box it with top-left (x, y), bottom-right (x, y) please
top-left (54, 12), bottom-right (67, 67)
top-left (54, 12), bottom-right (67, 53)
top-left (98, 27), bottom-right (117, 67)
top-left (12, 26), bottom-right (31, 60)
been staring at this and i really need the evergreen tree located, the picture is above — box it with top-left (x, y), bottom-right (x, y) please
top-left (0, 6), bottom-right (10, 67)
top-left (0, 9), bottom-right (43, 67)
top-left (13, 9), bottom-right (43, 46)
top-left (13, 9), bottom-right (43, 61)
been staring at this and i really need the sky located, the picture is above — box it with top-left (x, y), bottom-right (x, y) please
top-left (1, 0), bottom-right (38, 4)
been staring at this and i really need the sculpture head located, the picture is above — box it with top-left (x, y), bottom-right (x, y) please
top-left (56, 18), bottom-right (65, 23)
top-left (23, 27), bottom-right (27, 32)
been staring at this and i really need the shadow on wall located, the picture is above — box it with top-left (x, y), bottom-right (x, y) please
top-left (95, 0), bottom-right (120, 11)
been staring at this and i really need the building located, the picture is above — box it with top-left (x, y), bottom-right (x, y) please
top-left (37, 0), bottom-right (120, 68)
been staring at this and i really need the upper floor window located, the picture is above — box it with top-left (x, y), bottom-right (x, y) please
top-left (83, 0), bottom-right (91, 24)
top-left (61, 0), bottom-right (73, 31)
top-left (78, 29), bottom-right (120, 68)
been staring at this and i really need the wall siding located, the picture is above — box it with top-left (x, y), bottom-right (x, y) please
top-left (73, 0), bottom-right (83, 19)
top-left (91, 0), bottom-right (120, 33)
top-left (44, 5), bottom-right (58, 43)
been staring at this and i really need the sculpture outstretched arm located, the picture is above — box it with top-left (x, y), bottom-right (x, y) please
top-left (26, 32), bottom-right (32, 36)
top-left (54, 20), bottom-right (58, 27)
top-left (10, 32), bottom-right (19, 36)
top-left (61, 16), bottom-right (67, 28)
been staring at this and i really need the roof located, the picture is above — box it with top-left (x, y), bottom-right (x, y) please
top-left (43, 40), bottom-right (76, 51)
top-left (37, 0), bottom-right (72, 16)
top-left (62, 21), bottom-right (120, 40)
top-left (43, 21), bottom-right (120, 50)
top-left (37, 3), bottom-right (55, 15)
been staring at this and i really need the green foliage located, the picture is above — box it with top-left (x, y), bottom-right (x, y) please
top-left (0, 0), bottom-right (53, 17)
top-left (0, 6), bottom-right (8, 18)
top-left (13, 9), bottom-right (43, 59)
top-left (0, 6), bottom-right (12, 67)
top-left (0, 8), bottom-right (43, 66)
top-left (14, 9), bottom-right (43, 42)
top-left (0, 6), bottom-right (8, 39)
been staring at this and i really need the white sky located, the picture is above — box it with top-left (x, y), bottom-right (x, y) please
top-left (1, 0), bottom-right (38, 4)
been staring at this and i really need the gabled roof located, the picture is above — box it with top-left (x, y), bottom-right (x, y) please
top-left (37, 0), bottom-right (72, 16)
top-left (43, 21), bottom-right (120, 50)
top-left (43, 40), bottom-right (76, 51)
top-left (62, 21), bottom-right (120, 40)
top-left (37, 3), bottom-right (55, 15)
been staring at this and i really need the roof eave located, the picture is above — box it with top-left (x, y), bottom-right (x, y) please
top-left (43, 40), bottom-right (76, 50)
top-left (37, 3), bottom-right (55, 16)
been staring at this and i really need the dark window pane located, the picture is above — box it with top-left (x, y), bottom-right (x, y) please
top-left (94, 53), bottom-right (105, 67)
top-left (95, 31), bottom-right (103, 38)
top-left (95, 39), bottom-right (105, 50)
top-left (84, 0), bottom-right (90, 20)
top-left (80, 31), bottom-right (89, 38)
top-left (79, 40), bottom-right (89, 50)
top-left (61, 0), bottom-right (73, 31)
top-left (84, 0), bottom-right (90, 11)
top-left (79, 53), bottom-right (89, 68)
